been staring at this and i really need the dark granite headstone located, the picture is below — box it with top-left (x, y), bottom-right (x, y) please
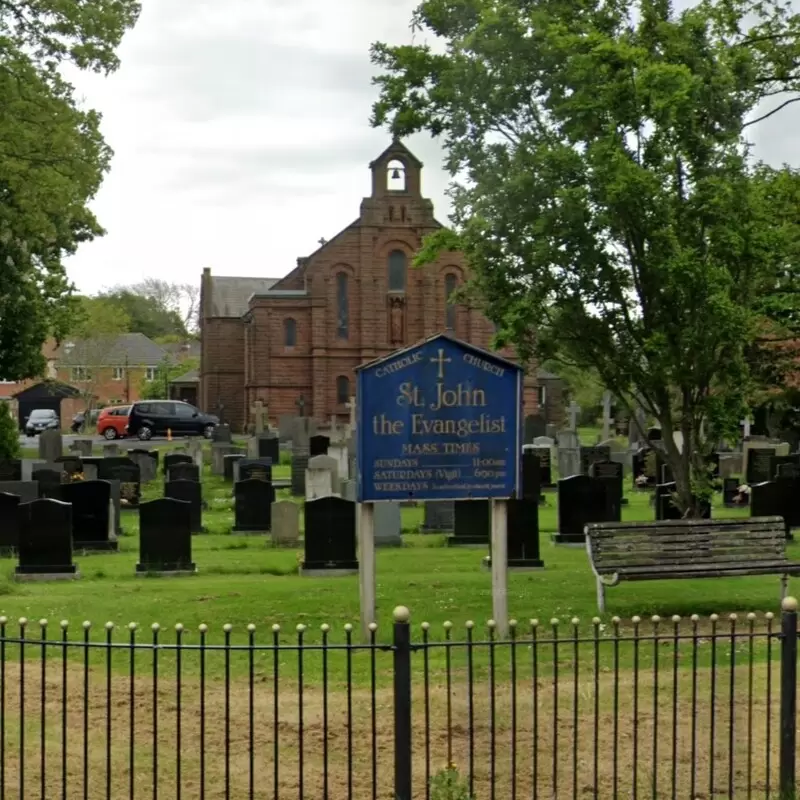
top-left (301, 496), bottom-right (358, 572)
top-left (0, 460), bottom-right (22, 482)
top-left (55, 456), bottom-right (83, 478)
top-left (223, 454), bottom-right (245, 482)
top-left (506, 498), bottom-right (543, 567)
top-left (164, 453), bottom-right (193, 475)
top-left (589, 459), bottom-right (623, 521)
top-left (309, 435), bottom-right (330, 457)
top-left (655, 482), bottom-right (711, 521)
top-left (255, 435), bottom-right (280, 464)
top-left (137, 498), bottom-right (195, 574)
top-left (632, 447), bottom-right (660, 489)
top-left (33, 468), bottom-right (62, 499)
top-left (532, 446), bottom-right (554, 488)
top-left (167, 463), bottom-right (200, 483)
top-left (447, 500), bottom-right (490, 546)
top-left (61, 480), bottom-right (116, 551)
top-left (164, 479), bottom-right (203, 533)
top-left (771, 455), bottom-right (800, 480)
top-left (722, 477), bottom-right (749, 508)
top-left (647, 427), bottom-right (662, 442)
top-left (523, 414), bottom-right (546, 443)
top-left (291, 446), bottom-right (309, 496)
top-left (130, 448), bottom-right (159, 466)
top-left (238, 459), bottom-right (273, 483)
top-left (747, 448), bottom-right (776, 485)
top-left (16, 499), bottom-right (76, 577)
top-left (0, 492), bottom-right (21, 553)
top-left (750, 481), bottom-right (790, 538)
top-left (233, 479), bottom-right (276, 532)
top-left (554, 475), bottom-right (609, 544)
top-left (110, 464), bottom-right (142, 508)
top-left (521, 451), bottom-right (543, 503)
top-left (422, 501), bottom-right (454, 532)
top-left (580, 446), bottom-right (611, 476)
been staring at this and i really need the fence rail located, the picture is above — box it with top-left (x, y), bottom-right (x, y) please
top-left (0, 600), bottom-right (797, 799)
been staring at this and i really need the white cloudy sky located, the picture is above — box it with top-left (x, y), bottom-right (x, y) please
top-left (64, 0), bottom-right (797, 295)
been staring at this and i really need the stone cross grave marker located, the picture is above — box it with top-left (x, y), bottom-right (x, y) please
top-left (602, 392), bottom-right (613, 441)
top-left (567, 401), bottom-right (581, 431)
top-left (347, 396), bottom-right (356, 431)
top-left (251, 400), bottom-right (268, 435)
top-left (741, 417), bottom-right (752, 438)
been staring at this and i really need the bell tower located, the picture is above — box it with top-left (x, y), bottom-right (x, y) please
top-left (369, 139), bottom-right (423, 199)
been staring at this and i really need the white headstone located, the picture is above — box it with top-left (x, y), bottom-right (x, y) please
top-left (567, 401), bottom-right (581, 431)
top-left (305, 454), bottom-right (339, 499)
top-left (327, 443), bottom-right (350, 481)
top-left (271, 501), bottom-right (300, 546)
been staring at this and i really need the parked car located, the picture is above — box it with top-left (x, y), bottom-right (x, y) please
top-left (96, 405), bottom-right (131, 440)
top-left (126, 400), bottom-right (219, 441)
top-left (24, 408), bottom-right (60, 436)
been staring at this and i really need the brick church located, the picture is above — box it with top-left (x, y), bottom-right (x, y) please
top-left (199, 140), bottom-right (546, 432)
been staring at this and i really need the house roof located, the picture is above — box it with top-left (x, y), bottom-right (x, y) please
top-left (56, 333), bottom-right (167, 367)
top-left (209, 276), bottom-right (281, 317)
top-left (170, 369), bottom-right (199, 384)
top-left (13, 380), bottom-right (81, 400)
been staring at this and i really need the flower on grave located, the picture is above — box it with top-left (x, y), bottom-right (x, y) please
top-left (635, 474), bottom-right (649, 487)
top-left (737, 484), bottom-right (751, 494)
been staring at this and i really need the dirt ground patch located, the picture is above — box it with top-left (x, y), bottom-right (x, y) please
top-left (0, 654), bottom-right (787, 799)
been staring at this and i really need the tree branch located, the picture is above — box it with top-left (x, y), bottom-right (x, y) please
top-left (743, 95), bottom-right (800, 127)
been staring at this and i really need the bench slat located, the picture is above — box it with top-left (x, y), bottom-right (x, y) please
top-left (595, 556), bottom-right (790, 573)
top-left (586, 516), bottom-right (785, 531)
top-left (609, 565), bottom-right (800, 581)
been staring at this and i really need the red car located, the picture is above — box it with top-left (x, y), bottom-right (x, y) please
top-left (97, 405), bottom-right (131, 440)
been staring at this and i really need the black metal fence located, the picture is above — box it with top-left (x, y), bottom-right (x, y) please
top-left (0, 600), bottom-right (798, 799)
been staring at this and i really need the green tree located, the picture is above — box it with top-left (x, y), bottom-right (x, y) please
top-left (371, 0), bottom-right (800, 515)
top-left (99, 289), bottom-right (188, 340)
top-left (0, 1), bottom-right (140, 382)
top-left (0, 402), bottom-right (21, 461)
top-left (139, 356), bottom-right (200, 401)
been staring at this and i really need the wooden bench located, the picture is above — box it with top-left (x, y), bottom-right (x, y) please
top-left (584, 516), bottom-right (800, 611)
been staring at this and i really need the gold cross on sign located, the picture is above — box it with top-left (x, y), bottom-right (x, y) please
top-left (431, 348), bottom-right (452, 379)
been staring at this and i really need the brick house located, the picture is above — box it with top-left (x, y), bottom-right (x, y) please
top-left (200, 140), bottom-right (548, 431)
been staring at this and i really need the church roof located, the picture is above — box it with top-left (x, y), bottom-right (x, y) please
top-left (209, 276), bottom-right (281, 317)
top-left (369, 139), bottom-right (423, 169)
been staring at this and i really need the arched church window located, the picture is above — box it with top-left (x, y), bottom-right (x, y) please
top-left (336, 272), bottom-right (349, 339)
top-left (388, 250), bottom-right (407, 292)
top-left (445, 274), bottom-right (458, 330)
top-left (336, 375), bottom-right (350, 405)
top-left (284, 318), bottom-right (297, 347)
top-left (387, 159), bottom-right (406, 192)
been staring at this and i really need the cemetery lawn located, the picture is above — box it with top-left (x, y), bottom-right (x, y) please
top-left (0, 450), bottom-right (788, 639)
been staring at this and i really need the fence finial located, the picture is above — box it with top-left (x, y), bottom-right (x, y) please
top-left (782, 596), bottom-right (798, 612)
top-left (393, 606), bottom-right (410, 623)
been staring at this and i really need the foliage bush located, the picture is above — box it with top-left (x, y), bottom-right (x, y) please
top-left (0, 402), bottom-right (21, 461)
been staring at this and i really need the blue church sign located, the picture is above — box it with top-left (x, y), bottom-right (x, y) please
top-left (355, 333), bottom-right (522, 502)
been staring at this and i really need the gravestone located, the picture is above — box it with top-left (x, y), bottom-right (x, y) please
top-left (718, 453), bottom-right (743, 480)
top-left (655, 483), bottom-right (711, 521)
top-left (223, 453), bottom-right (245, 482)
top-left (557, 430), bottom-right (581, 479)
top-left (589, 459), bottom-right (623, 521)
top-left (750, 481), bottom-right (792, 539)
top-left (449, 500), bottom-right (490, 546)
top-left (237, 459), bottom-right (273, 483)
top-left (0, 482), bottom-right (38, 505)
top-left (211, 444), bottom-right (239, 476)
top-left (271, 501), bottom-right (300, 547)
top-left (309, 435), bottom-right (330, 457)
top-left (167, 463), bottom-right (200, 484)
top-left (249, 433), bottom-right (280, 465)
top-left (770, 455), bottom-right (800, 480)
top-left (526, 445), bottom-right (554, 489)
top-left (95, 456), bottom-right (136, 480)
top-left (105, 480), bottom-right (123, 536)
top-left (374, 502), bottom-right (403, 547)
top-left (278, 414), bottom-right (297, 442)
top-left (38, 430), bottom-right (62, 462)
top-left (290, 418), bottom-right (315, 496)
top-left (524, 414), bottom-right (546, 443)
top-left (127, 451), bottom-right (158, 484)
top-left (521, 450), bottom-right (543, 503)
top-left (16, 499), bottom-right (77, 579)
top-left (234, 479), bottom-right (276, 533)
top-left (137, 498), bottom-right (196, 575)
top-left (212, 424), bottom-right (232, 443)
top-left (301, 496), bottom-right (358, 574)
top-left (56, 456), bottom-right (83, 480)
top-left (647, 427), bottom-right (662, 443)
top-left (746, 447), bottom-right (776, 485)
top-left (110, 464), bottom-right (141, 508)
top-left (554, 475), bottom-right (609, 545)
top-left (632, 447), bottom-right (660, 489)
top-left (0, 492), bottom-right (21, 554)
top-left (722, 478), bottom-right (749, 508)
top-left (22, 459), bottom-right (44, 482)
top-left (306, 454), bottom-right (339, 499)
top-left (33, 467), bottom-right (63, 499)
top-left (501, 498), bottom-right (543, 568)
top-left (164, 452), bottom-right (193, 475)
top-left (102, 443), bottom-right (120, 457)
top-left (580, 445), bottom-right (611, 476)
top-left (61, 480), bottom-right (117, 551)
top-left (327, 443), bottom-right (350, 482)
top-left (69, 439), bottom-right (93, 457)
top-left (422, 501), bottom-right (454, 532)
top-left (164, 480), bottom-right (203, 533)
top-left (0, 460), bottom-right (22, 482)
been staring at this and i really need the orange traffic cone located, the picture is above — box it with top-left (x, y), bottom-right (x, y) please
top-left (167, 428), bottom-right (172, 441)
